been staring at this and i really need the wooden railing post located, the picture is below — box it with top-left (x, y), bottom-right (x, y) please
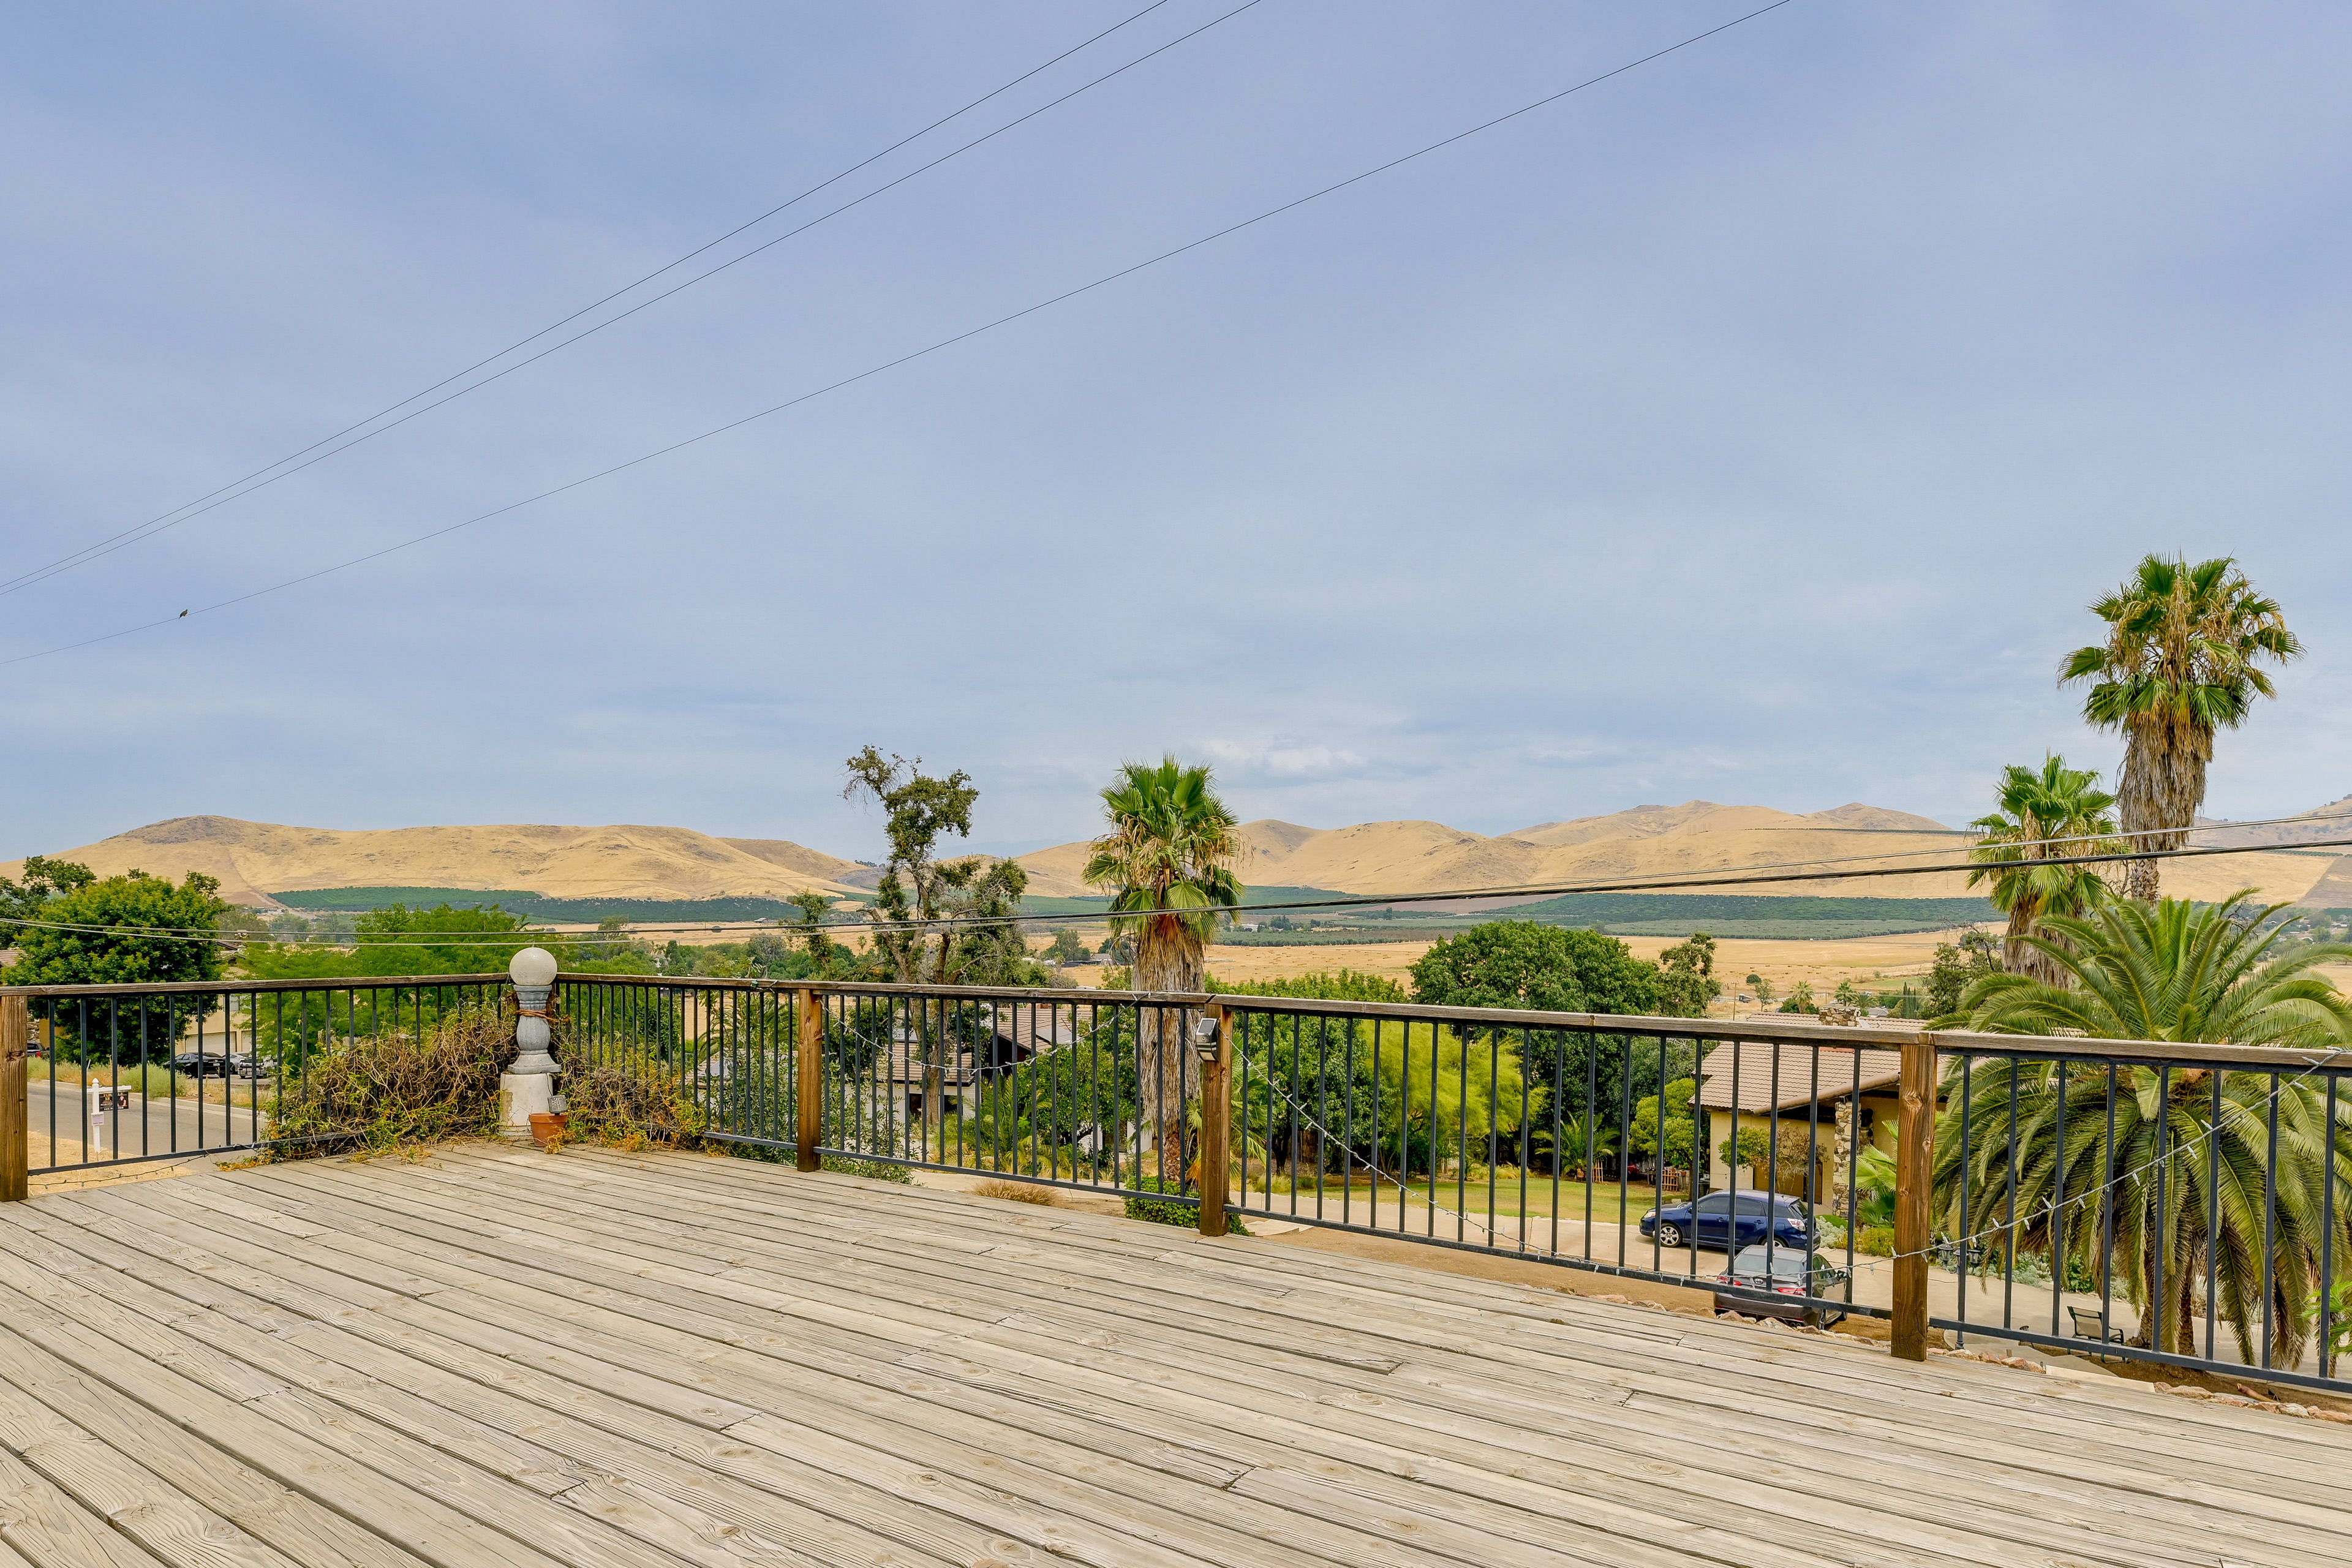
top-left (1197, 1003), bottom-right (1232, 1237)
top-left (796, 987), bottom-right (822, 1173)
top-left (2, 997), bottom-right (29, 1203)
top-left (1891, 1033), bottom-right (1937, 1362)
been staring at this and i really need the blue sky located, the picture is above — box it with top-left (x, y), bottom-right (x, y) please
top-left (4, 2), bottom-right (2347, 864)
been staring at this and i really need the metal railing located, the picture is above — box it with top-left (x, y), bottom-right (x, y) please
top-left (0, 975), bottom-right (510, 1183)
top-left (7, 971), bottom-right (2348, 1394)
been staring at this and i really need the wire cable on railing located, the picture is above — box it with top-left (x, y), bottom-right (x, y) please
top-left (0, 0), bottom-right (1196, 598)
top-left (1869, 1041), bottom-right (2352, 1272)
top-left (2, 0), bottom-right (1799, 669)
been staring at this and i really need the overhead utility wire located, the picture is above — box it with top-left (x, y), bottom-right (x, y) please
top-left (2, 0), bottom-right (1795, 668)
top-left (15, 829), bottom-right (2348, 948)
top-left (13, 805), bottom-right (2345, 944)
top-left (1, 0), bottom-right (1249, 601)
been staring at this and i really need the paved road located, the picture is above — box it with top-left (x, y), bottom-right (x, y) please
top-left (26, 1080), bottom-right (263, 1169)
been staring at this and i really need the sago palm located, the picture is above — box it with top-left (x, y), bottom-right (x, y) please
top-left (1082, 757), bottom-right (1244, 1175)
top-left (1933, 894), bottom-right (2352, 1364)
top-left (1964, 754), bottom-right (2120, 986)
top-left (2059, 554), bottom-right (2301, 900)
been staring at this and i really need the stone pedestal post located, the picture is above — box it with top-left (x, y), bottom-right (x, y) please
top-left (499, 947), bottom-right (562, 1140)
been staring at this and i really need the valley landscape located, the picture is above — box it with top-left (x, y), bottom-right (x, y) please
top-left (10, 794), bottom-right (2348, 1008)
top-left (13, 794), bottom-right (2343, 916)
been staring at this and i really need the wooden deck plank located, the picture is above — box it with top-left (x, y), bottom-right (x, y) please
top-left (0, 1400), bottom-right (263, 1568)
top-left (286, 1152), bottom-right (2325, 1567)
top-left (601, 1148), bottom-right (2340, 1458)
top-left (197, 1166), bottom-right (1985, 1568)
top-left (247, 1152), bottom-right (2344, 1564)
top-left (559, 1145), bottom-right (2352, 1470)
top-left (448, 1148), bottom-right (2352, 1510)
top-left (7, 1145), bottom-right (2352, 1568)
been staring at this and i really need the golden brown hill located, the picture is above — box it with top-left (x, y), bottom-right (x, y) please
top-left (1, 816), bottom-right (865, 908)
top-left (1015, 799), bottom-right (2334, 905)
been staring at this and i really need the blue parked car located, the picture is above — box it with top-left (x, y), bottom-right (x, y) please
top-left (1639, 1189), bottom-right (1814, 1251)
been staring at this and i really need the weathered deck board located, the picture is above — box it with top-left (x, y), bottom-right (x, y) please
top-left (2, 1146), bottom-right (2348, 1568)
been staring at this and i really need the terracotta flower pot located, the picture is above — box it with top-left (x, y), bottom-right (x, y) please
top-left (527, 1112), bottom-right (568, 1148)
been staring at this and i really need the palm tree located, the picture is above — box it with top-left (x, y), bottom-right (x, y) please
top-left (1082, 757), bottom-right (1244, 1175)
top-left (2059, 555), bottom-right (2301, 901)
top-left (1933, 894), bottom-right (2352, 1365)
top-left (1965, 754), bottom-right (2121, 986)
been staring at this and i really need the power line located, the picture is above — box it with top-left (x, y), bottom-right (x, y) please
top-left (0, 0), bottom-right (1211, 600)
top-left (2, 0), bottom-right (1797, 669)
top-left (10, 827), bottom-right (2348, 948)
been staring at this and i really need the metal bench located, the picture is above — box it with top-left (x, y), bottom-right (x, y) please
top-left (2067, 1303), bottom-right (2125, 1350)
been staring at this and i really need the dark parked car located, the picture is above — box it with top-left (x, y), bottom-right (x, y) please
top-left (1638, 1189), bottom-right (1814, 1252)
top-left (170, 1052), bottom-right (260, 1079)
top-left (1712, 1245), bottom-right (1850, 1326)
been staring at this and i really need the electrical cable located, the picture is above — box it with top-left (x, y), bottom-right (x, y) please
top-left (1, 0), bottom-right (1798, 669)
top-left (0, 0), bottom-right (1194, 598)
top-left (0, 1), bottom-right (1267, 604)
top-left (9, 826), bottom-right (2350, 948)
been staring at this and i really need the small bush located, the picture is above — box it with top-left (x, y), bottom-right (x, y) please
top-left (1124, 1175), bottom-right (1249, 1235)
top-left (820, 1154), bottom-right (913, 1183)
top-left (972, 1178), bottom-right (1058, 1206)
top-left (268, 1009), bottom-right (510, 1156)
top-left (1856, 1224), bottom-right (1896, 1257)
top-left (564, 1065), bottom-right (706, 1150)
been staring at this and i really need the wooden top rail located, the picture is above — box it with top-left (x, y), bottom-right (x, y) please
top-left (6, 971), bottom-right (2346, 1074)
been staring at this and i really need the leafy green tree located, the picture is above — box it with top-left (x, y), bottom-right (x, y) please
top-left (0, 854), bottom-right (97, 936)
top-left (4, 868), bottom-right (230, 1061)
top-left (567, 916), bottom-right (656, 975)
top-left (1719, 1124), bottom-right (1771, 1174)
top-left (1923, 930), bottom-right (2000, 1016)
top-left (1083, 756), bottom-right (1243, 1169)
top-left (1966, 754), bottom-right (2121, 984)
top-left (1532, 1113), bottom-right (1619, 1178)
top-left (1934, 893), bottom-right (2352, 1360)
top-left (1654, 932), bottom-right (1721, 1018)
top-left (347, 903), bottom-right (549, 977)
top-left (1411, 921), bottom-right (1657, 1016)
top-left (1777, 979), bottom-right (1818, 1015)
top-left (783, 891), bottom-right (859, 977)
top-left (1412, 921), bottom-right (1665, 1118)
top-left (1745, 972), bottom-right (1774, 1009)
top-left (1044, 927), bottom-right (1090, 966)
top-left (2060, 554), bottom-right (2301, 901)
top-left (1628, 1078), bottom-right (1697, 1174)
top-left (844, 746), bottom-right (1030, 986)
top-left (845, 746), bottom-right (1033, 1137)
top-left (1218, 969), bottom-right (1408, 1004)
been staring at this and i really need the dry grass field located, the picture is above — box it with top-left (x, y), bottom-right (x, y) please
top-left (1196, 926), bottom-right (1981, 1005)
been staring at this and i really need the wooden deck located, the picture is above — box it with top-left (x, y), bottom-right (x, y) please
top-left (1, 1148), bottom-right (2347, 1568)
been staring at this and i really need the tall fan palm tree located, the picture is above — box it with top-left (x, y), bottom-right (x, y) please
top-left (1966, 754), bottom-right (2122, 986)
top-left (1933, 894), bottom-right (2352, 1365)
top-left (1082, 757), bottom-right (1244, 1174)
top-left (2059, 555), bottom-right (2301, 901)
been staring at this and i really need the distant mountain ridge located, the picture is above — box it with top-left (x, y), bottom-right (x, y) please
top-left (0, 816), bottom-right (864, 908)
top-left (12, 791), bottom-right (2345, 914)
top-left (1016, 797), bottom-right (2342, 907)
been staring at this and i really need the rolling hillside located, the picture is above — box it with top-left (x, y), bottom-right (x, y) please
top-left (1015, 799), bottom-right (2341, 906)
top-left (0, 816), bottom-right (865, 908)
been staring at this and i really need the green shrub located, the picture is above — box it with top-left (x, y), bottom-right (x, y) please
top-left (1855, 1224), bottom-right (1896, 1256)
top-left (820, 1155), bottom-right (913, 1183)
top-left (1124, 1175), bottom-right (1249, 1235)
